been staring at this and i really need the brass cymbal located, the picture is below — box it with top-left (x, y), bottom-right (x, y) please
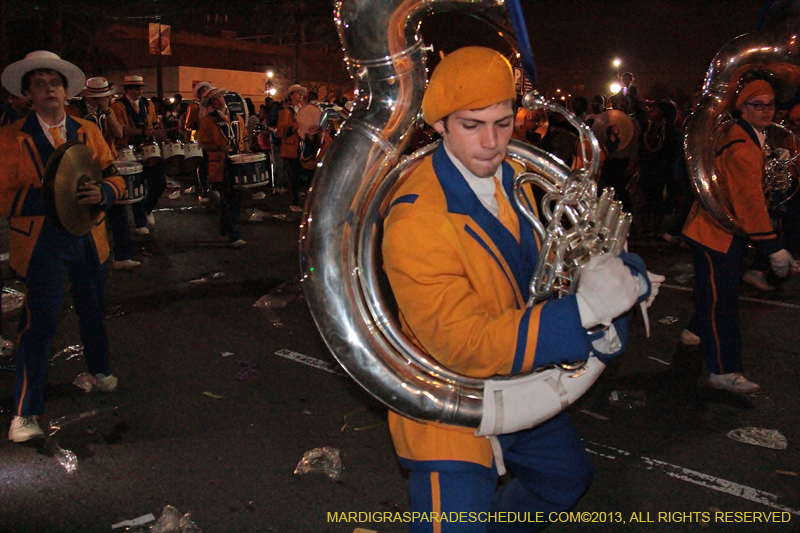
top-left (42, 141), bottom-right (103, 236)
top-left (591, 110), bottom-right (634, 153)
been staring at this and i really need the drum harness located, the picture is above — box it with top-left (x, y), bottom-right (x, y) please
top-left (208, 110), bottom-right (240, 155)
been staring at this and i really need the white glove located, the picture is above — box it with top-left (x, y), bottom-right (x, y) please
top-left (576, 254), bottom-right (641, 329)
top-left (642, 271), bottom-right (666, 309)
top-left (769, 249), bottom-right (795, 278)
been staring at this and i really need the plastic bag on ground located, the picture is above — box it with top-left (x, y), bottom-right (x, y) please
top-left (294, 446), bottom-right (342, 481)
top-left (254, 280), bottom-right (301, 328)
top-left (44, 439), bottom-right (78, 473)
top-left (608, 390), bottom-right (646, 409)
top-left (246, 208), bottom-right (268, 221)
top-left (2, 289), bottom-right (25, 314)
top-left (73, 372), bottom-right (100, 392)
top-left (727, 427), bottom-right (788, 450)
top-left (253, 280), bottom-right (301, 310)
top-left (150, 505), bottom-right (201, 533)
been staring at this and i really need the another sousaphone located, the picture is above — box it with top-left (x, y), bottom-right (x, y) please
top-left (42, 141), bottom-right (104, 236)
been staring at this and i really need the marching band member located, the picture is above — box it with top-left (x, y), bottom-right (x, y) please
top-left (276, 84), bottom-right (307, 212)
top-left (196, 86), bottom-right (247, 248)
top-left (67, 77), bottom-right (140, 271)
top-left (682, 78), bottom-right (799, 393)
top-left (111, 75), bottom-right (166, 235)
top-left (381, 47), bottom-right (653, 531)
top-left (184, 81), bottom-right (212, 200)
top-left (0, 51), bottom-right (126, 442)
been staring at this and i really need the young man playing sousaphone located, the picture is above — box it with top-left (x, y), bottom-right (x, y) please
top-left (381, 46), bottom-right (662, 531)
top-left (196, 86), bottom-right (247, 248)
top-left (0, 51), bottom-right (126, 442)
top-left (681, 77), bottom-right (799, 393)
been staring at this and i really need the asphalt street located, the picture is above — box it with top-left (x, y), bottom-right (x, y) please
top-left (0, 182), bottom-right (798, 533)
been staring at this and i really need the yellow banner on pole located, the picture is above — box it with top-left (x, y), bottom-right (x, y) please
top-left (148, 23), bottom-right (171, 55)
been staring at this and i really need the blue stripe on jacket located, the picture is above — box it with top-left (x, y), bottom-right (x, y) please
top-left (432, 144), bottom-right (538, 302)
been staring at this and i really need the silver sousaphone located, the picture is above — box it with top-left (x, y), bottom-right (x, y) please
top-left (685, 0), bottom-right (800, 234)
top-left (300, 0), bottom-right (629, 435)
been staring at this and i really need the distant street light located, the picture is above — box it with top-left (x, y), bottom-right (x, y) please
top-left (612, 59), bottom-right (622, 86)
top-left (610, 82), bottom-right (622, 94)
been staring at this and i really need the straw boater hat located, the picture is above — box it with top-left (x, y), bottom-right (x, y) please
top-left (192, 81), bottom-right (213, 101)
top-left (283, 84), bottom-right (307, 99)
top-left (201, 87), bottom-right (227, 107)
top-left (83, 77), bottom-right (115, 98)
top-left (1, 50), bottom-right (86, 98)
top-left (123, 75), bottom-right (147, 87)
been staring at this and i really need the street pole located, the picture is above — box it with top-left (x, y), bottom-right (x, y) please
top-left (156, 18), bottom-right (164, 100)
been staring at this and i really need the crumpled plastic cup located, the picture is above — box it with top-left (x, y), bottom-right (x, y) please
top-left (294, 446), bottom-right (342, 481)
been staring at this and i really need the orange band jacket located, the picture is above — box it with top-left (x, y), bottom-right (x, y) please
top-left (382, 145), bottom-right (595, 471)
top-left (0, 113), bottom-right (125, 279)
top-left (683, 119), bottom-right (782, 256)
top-left (110, 97), bottom-right (158, 149)
top-left (196, 110), bottom-right (244, 183)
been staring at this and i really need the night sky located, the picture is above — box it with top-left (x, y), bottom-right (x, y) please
top-left (2, 0), bottom-right (769, 102)
top-left (420, 0), bottom-right (765, 101)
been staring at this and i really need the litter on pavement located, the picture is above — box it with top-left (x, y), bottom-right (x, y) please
top-left (294, 446), bottom-right (342, 481)
top-left (727, 427), bottom-right (788, 450)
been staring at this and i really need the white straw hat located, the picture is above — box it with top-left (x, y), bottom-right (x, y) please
top-left (1, 50), bottom-right (85, 98)
top-left (84, 77), bottom-right (115, 98)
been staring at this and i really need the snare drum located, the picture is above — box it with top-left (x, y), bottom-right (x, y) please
top-left (116, 145), bottom-right (138, 163)
top-left (228, 153), bottom-right (269, 189)
top-left (115, 161), bottom-right (146, 204)
top-left (161, 141), bottom-right (185, 166)
top-left (181, 141), bottom-right (204, 171)
top-left (140, 142), bottom-right (162, 167)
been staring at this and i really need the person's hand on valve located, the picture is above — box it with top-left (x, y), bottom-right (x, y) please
top-left (575, 254), bottom-right (641, 329)
top-left (769, 249), bottom-right (799, 277)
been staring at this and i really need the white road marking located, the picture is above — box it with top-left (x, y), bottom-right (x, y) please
top-left (281, 346), bottom-right (800, 514)
top-left (274, 348), bottom-right (347, 376)
top-left (585, 440), bottom-right (800, 515)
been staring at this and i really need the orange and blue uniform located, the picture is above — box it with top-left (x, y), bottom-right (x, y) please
top-left (682, 119), bottom-right (783, 374)
top-left (196, 109), bottom-right (245, 242)
top-left (382, 145), bottom-right (617, 532)
top-left (0, 112), bottom-right (124, 416)
top-left (111, 96), bottom-right (166, 229)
